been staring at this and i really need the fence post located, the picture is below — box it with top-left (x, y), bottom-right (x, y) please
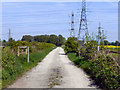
top-left (26, 48), bottom-right (27, 54)
top-left (97, 46), bottom-right (99, 53)
top-left (27, 46), bottom-right (29, 63)
top-left (78, 47), bottom-right (81, 59)
top-left (17, 46), bottom-right (20, 56)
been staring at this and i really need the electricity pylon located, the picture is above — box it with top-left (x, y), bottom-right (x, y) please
top-left (98, 22), bottom-right (101, 46)
top-left (9, 28), bottom-right (11, 40)
top-left (78, 0), bottom-right (88, 59)
top-left (70, 12), bottom-right (75, 37)
top-left (78, 0), bottom-right (88, 43)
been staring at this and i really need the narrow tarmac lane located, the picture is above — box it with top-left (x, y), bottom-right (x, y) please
top-left (8, 47), bottom-right (97, 88)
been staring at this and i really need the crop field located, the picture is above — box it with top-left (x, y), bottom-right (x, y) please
top-left (103, 45), bottom-right (120, 49)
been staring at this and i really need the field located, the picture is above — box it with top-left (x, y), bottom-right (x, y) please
top-left (103, 45), bottom-right (120, 64)
top-left (103, 45), bottom-right (120, 49)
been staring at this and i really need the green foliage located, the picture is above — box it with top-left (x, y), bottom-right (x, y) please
top-left (65, 37), bottom-right (79, 53)
top-left (90, 54), bottom-right (120, 89)
top-left (67, 53), bottom-right (80, 65)
top-left (2, 42), bottom-right (56, 88)
top-left (10, 41), bottom-right (56, 53)
top-left (81, 40), bottom-right (98, 59)
top-left (10, 41), bottom-right (32, 52)
top-left (66, 49), bottom-right (120, 90)
top-left (57, 35), bottom-right (66, 46)
top-left (30, 42), bottom-right (56, 52)
top-left (21, 35), bottom-right (33, 42)
top-left (63, 32), bottom-right (120, 90)
top-left (8, 38), bottom-right (15, 43)
top-left (3, 40), bottom-right (6, 43)
top-left (21, 34), bottom-right (65, 46)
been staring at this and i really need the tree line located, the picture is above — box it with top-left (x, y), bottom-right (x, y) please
top-left (104, 40), bottom-right (120, 46)
top-left (1, 34), bottom-right (65, 46)
top-left (21, 34), bottom-right (65, 46)
top-left (1, 35), bottom-right (120, 46)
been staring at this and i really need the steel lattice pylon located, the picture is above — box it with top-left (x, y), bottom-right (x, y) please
top-left (70, 12), bottom-right (75, 37)
top-left (78, 0), bottom-right (88, 42)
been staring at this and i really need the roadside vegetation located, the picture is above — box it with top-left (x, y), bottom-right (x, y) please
top-left (64, 36), bottom-right (120, 90)
top-left (2, 41), bottom-right (56, 88)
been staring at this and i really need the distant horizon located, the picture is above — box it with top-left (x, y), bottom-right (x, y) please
top-left (2, 2), bottom-right (118, 42)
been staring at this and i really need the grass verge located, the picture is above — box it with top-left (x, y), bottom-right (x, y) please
top-left (2, 47), bottom-right (56, 88)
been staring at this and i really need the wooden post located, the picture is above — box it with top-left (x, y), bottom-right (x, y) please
top-left (27, 46), bottom-right (29, 63)
top-left (26, 48), bottom-right (27, 54)
top-left (78, 47), bottom-right (81, 59)
top-left (17, 46), bottom-right (20, 56)
top-left (17, 46), bottom-right (29, 63)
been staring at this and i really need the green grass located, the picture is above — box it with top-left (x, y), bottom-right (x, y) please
top-left (106, 48), bottom-right (120, 51)
top-left (112, 53), bottom-right (119, 56)
top-left (2, 46), bottom-right (56, 88)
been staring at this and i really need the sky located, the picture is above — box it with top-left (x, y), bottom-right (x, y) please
top-left (2, 2), bottom-right (118, 42)
top-left (1, 0), bottom-right (119, 2)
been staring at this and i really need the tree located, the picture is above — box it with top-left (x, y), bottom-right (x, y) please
top-left (57, 35), bottom-right (65, 46)
top-left (47, 35), bottom-right (58, 45)
top-left (65, 37), bottom-right (79, 53)
top-left (21, 35), bottom-right (33, 42)
top-left (34, 35), bottom-right (49, 42)
top-left (3, 40), bottom-right (6, 43)
top-left (104, 40), bottom-right (109, 45)
top-left (8, 38), bottom-right (15, 42)
top-left (115, 41), bottom-right (119, 46)
top-left (22, 34), bottom-right (65, 46)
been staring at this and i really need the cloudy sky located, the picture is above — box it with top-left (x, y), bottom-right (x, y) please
top-left (2, 1), bottom-right (118, 42)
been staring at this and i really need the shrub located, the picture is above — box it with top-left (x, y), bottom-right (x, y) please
top-left (80, 40), bottom-right (98, 59)
top-left (67, 52), bottom-right (120, 90)
top-left (65, 37), bottom-right (79, 53)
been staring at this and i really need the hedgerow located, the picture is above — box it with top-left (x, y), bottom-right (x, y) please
top-left (64, 37), bottom-right (120, 90)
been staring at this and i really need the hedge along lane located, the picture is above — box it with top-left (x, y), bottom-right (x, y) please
top-left (66, 52), bottom-right (120, 90)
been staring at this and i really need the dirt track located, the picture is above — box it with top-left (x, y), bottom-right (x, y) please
top-left (8, 47), bottom-right (97, 88)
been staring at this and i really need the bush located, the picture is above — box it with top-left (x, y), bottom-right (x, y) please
top-left (65, 37), bottom-right (79, 53)
top-left (63, 31), bottom-right (120, 89)
top-left (90, 54), bottom-right (120, 89)
top-left (67, 52), bottom-right (120, 90)
top-left (10, 41), bottom-right (32, 52)
top-left (80, 40), bottom-right (98, 59)
top-left (10, 41), bottom-right (56, 53)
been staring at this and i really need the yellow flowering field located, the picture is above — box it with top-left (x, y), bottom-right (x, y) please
top-left (101, 45), bottom-right (120, 49)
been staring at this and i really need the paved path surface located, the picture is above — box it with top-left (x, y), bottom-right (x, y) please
top-left (8, 47), bottom-right (97, 88)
